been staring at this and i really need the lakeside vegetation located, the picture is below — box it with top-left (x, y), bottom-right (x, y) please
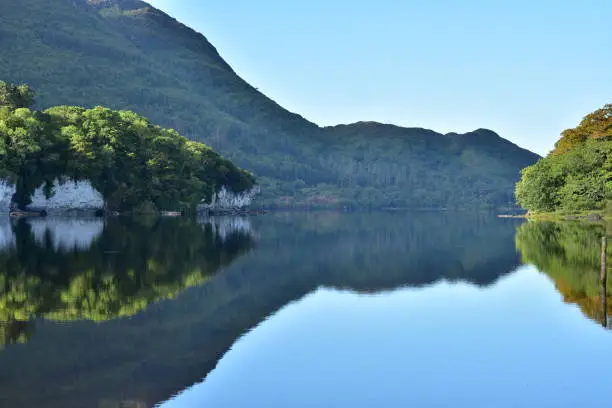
top-left (0, 0), bottom-right (540, 210)
top-left (516, 104), bottom-right (611, 218)
top-left (0, 81), bottom-right (255, 212)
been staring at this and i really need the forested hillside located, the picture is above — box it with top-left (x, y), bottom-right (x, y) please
top-left (0, 81), bottom-right (255, 212)
top-left (0, 0), bottom-right (540, 209)
top-left (516, 104), bottom-right (611, 215)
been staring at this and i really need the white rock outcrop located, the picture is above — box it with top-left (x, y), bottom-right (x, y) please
top-left (0, 180), bottom-right (16, 213)
top-left (27, 179), bottom-right (104, 213)
top-left (198, 186), bottom-right (259, 212)
top-left (28, 218), bottom-right (104, 251)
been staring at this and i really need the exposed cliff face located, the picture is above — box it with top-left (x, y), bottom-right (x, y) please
top-left (0, 179), bottom-right (105, 214)
top-left (27, 179), bottom-right (105, 213)
top-left (2, 179), bottom-right (258, 215)
top-left (0, 181), bottom-right (16, 213)
top-left (199, 186), bottom-right (259, 213)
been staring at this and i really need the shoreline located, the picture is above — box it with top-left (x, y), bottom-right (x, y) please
top-left (498, 210), bottom-right (610, 223)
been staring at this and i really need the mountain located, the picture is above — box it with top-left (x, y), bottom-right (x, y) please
top-left (0, 0), bottom-right (540, 209)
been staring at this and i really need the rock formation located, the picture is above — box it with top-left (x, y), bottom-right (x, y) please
top-left (198, 186), bottom-right (259, 214)
top-left (28, 179), bottom-right (105, 214)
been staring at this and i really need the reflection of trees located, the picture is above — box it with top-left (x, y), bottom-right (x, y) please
top-left (0, 217), bottom-right (254, 323)
top-left (0, 213), bottom-right (522, 408)
top-left (0, 320), bottom-right (33, 349)
top-left (253, 212), bottom-right (523, 291)
top-left (516, 221), bottom-right (611, 328)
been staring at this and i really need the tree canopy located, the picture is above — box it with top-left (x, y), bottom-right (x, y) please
top-left (0, 81), bottom-right (255, 211)
top-left (516, 104), bottom-right (612, 214)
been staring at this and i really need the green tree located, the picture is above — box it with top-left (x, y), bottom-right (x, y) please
top-left (516, 104), bottom-right (612, 214)
top-left (0, 81), bottom-right (256, 212)
top-left (0, 81), bottom-right (34, 110)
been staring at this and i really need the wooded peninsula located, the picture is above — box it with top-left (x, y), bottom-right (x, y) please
top-left (0, 81), bottom-right (255, 213)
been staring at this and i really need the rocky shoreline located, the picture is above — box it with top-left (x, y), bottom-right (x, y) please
top-left (1, 179), bottom-right (260, 218)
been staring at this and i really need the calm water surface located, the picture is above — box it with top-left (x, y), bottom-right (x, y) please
top-left (0, 212), bottom-right (609, 407)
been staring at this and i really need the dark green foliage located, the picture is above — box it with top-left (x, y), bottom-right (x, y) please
top-left (0, 82), bottom-right (34, 111)
top-left (0, 101), bottom-right (59, 208)
top-left (0, 0), bottom-right (539, 209)
top-left (0, 82), bottom-right (255, 211)
top-left (516, 105), bottom-right (612, 213)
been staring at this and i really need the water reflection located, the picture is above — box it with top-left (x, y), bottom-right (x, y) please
top-left (0, 218), bottom-right (14, 250)
top-left (0, 212), bottom-right (525, 408)
top-left (515, 221), bottom-right (611, 329)
top-left (0, 216), bottom-right (254, 336)
top-left (28, 218), bottom-right (105, 251)
top-left (1, 213), bottom-right (610, 408)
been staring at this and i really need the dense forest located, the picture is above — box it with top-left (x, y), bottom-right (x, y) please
top-left (0, 0), bottom-right (540, 209)
top-left (516, 104), bottom-right (611, 215)
top-left (0, 81), bottom-right (255, 212)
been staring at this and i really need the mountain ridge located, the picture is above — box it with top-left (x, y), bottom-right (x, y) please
top-left (0, 0), bottom-right (540, 209)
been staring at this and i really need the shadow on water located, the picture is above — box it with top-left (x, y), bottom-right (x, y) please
top-left (515, 220), bottom-right (611, 329)
top-left (0, 212), bottom-right (526, 408)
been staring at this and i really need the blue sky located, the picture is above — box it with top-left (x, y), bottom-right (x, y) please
top-left (147, 0), bottom-right (611, 155)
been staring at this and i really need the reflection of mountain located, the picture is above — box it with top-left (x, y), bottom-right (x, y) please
top-left (0, 217), bottom-right (254, 323)
top-left (0, 213), bottom-right (523, 408)
top-left (516, 221), bottom-right (611, 328)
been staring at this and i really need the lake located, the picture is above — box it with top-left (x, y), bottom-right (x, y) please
top-left (0, 212), bottom-right (609, 407)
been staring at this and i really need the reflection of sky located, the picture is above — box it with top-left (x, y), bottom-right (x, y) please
top-left (200, 216), bottom-right (253, 242)
top-left (28, 218), bottom-right (104, 251)
top-left (163, 266), bottom-right (611, 408)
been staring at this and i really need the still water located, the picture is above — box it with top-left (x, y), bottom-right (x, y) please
top-left (0, 212), bottom-right (609, 407)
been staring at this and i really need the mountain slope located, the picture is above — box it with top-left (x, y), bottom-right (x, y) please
top-left (0, 0), bottom-right (540, 208)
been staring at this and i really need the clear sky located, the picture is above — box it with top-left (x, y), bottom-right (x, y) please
top-left (147, 0), bottom-right (611, 155)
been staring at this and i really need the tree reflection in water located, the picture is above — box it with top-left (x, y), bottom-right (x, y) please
top-left (516, 221), bottom-right (611, 329)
